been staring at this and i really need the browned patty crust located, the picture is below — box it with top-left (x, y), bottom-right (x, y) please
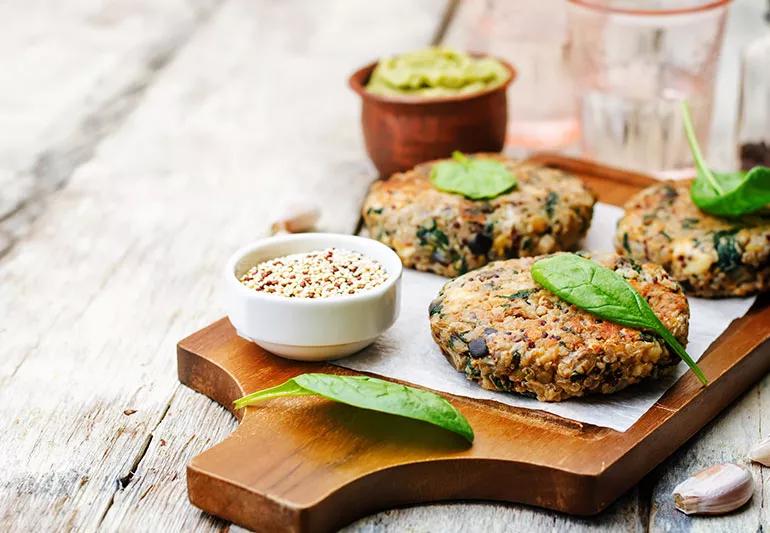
top-left (362, 154), bottom-right (596, 277)
top-left (615, 180), bottom-right (770, 298)
top-left (429, 253), bottom-right (690, 402)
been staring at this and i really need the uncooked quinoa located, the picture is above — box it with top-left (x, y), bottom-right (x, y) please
top-left (239, 248), bottom-right (388, 298)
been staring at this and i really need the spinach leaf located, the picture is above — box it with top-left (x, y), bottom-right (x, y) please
top-left (531, 254), bottom-right (707, 385)
top-left (682, 102), bottom-right (770, 218)
top-left (500, 288), bottom-right (536, 300)
top-left (622, 232), bottom-right (631, 254)
top-left (681, 217), bottom-right (700, 229)
top-left (713, 229), bottom-right (742, 272)
top-left (430, 151), bottom-right (517, 200)
top-left (234, 373), bottom-right (474, 442)
top-left (545, 191), bottom-right (559, 219)
top-left (416, 220), bottom-right (449, 249)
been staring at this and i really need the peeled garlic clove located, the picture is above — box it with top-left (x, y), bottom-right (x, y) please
top-left (270, 203), bottom-right (321, 235)
top-left (672, 463), bottom-right (753, 515)
top-left (749, 436), bottom-right (770, 466)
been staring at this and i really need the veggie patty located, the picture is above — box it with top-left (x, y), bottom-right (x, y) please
top-left (429, 253), bottom-right (690, 402)
top-left (362, 154), bottom-right (596, 277)
top-left (615, 180), bottom-right (770, 297)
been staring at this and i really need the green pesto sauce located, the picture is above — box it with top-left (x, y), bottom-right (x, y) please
top-left (365, 47), bottom-right (510, 98)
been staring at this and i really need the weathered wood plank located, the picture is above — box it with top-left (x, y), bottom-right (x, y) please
top-left (0, 0), bottom-right (221, 226)
top-left (0, 0), bottom-right (448, 530)
top-left (648, 383), bottom-right (764, 532)
top-left (342, 494), bottom-right (648, 533)
top-left (758, 377), bottom-right (770, 529)
top-left (2, 0), bottom-right (767, 531)
top-left (100, 389), bottom-right (236, 532)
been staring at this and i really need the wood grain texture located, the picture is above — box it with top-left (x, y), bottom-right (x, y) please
top-left (178, 158), bottom-right (770, 532)
top-left (340, 498), bottom-right (649, 533)
top-left (0, 0), bottom-right (447, 530)
top-left (0, 0), bottom-right (221, 243)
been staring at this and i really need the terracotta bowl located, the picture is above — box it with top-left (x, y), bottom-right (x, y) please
top-left (349, 56), bottom-right (516, 177)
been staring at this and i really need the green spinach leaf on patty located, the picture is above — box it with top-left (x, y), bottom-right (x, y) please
top-left (682, 102), bottom-right (770, 218)
top-left (531, 253), bottom-right (707, 385)
top-left (430, 151), bottom-right (517, 200)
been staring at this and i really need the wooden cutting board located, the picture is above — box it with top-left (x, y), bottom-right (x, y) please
top-left (177, 155), bottom-right (770, 533)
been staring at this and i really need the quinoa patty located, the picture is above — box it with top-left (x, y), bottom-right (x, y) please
top-left (362, 155), bottom-right (596, 277)
top-left (429, 253), bottom-right (689, 402)
top-left (615, 181), bottom-right (770, 298)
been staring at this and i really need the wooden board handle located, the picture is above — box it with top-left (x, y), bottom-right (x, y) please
top-left (176, 320), bottom-right (605, 532)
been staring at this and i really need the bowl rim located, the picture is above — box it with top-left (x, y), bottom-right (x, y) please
top-left (348, 53), bottom-right (516, 105)
top-left (567, 0), bottom-right (731, 16)
top-left (224, 233), bottom-right (403, 306)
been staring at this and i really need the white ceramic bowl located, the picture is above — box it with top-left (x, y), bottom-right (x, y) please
top-left (223, 233), bottom-right (402, 361)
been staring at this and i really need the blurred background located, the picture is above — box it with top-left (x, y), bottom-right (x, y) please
top-left (448, 0), bottom-right (770, 177)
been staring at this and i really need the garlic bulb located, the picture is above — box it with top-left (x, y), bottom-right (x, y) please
top-left (672, 463), bottom-right (753, 515)
top-left (270, 203), bottom-right (321, 235)
top-left (749, 436), bottom-right (770, 466)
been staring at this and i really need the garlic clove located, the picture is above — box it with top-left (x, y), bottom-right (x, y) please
top-left (270, 203), bottom-right (321, 235)
top-left (672, 463), bottom-right (753, 515)
top-left (749, 436), bottom-right (770, 466)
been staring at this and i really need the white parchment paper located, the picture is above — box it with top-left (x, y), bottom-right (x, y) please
top-left (335, 203), bottom-right (756, 432)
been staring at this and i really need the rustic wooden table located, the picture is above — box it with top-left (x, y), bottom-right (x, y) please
top-left (1, 1), bottom-right (767, 531)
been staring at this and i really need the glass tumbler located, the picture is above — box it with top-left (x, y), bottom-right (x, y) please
top-left (737, 33), bottom-right (770, 170)
top-left (567, 0), bottom-right (731, 178)
top-left (460, 0), bottom-right (579, 150)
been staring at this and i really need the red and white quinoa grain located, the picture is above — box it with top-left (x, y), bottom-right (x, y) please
top-left (239, 248), bottom-right (388, 298)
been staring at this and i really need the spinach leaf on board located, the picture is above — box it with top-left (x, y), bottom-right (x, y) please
top-left (234, 373), bottom-right (474, 443)
top-left (682, 102), bottom-right (770, 218)
top-left (430, 151), bottom-right (517, 200)
top-left (530, 254), bottom-right (707, 385)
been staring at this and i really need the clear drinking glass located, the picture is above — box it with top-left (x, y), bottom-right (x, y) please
top-left (737, 33), bottom-right (770, 170)
top-left (567, 0), bottom-right (731, 178)
top-left (460, 0), bottom-right (579, 150)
